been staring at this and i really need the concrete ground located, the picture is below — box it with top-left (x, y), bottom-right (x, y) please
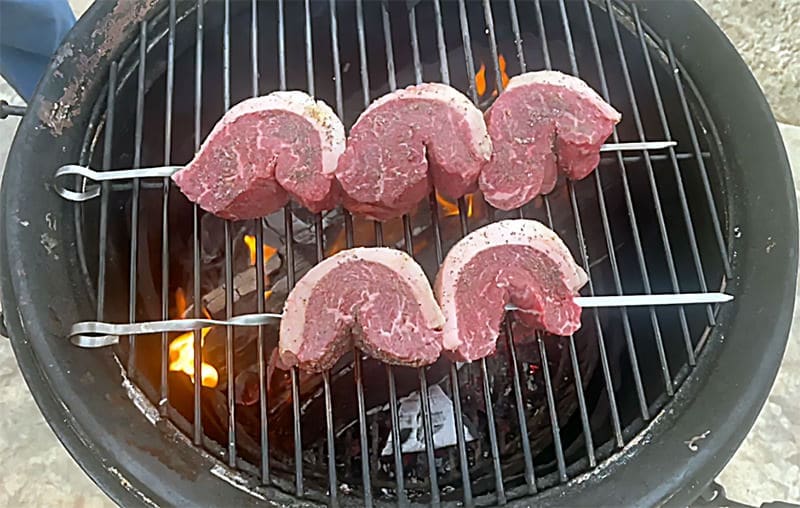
top-left (0, 1), bottom-right (797, 507)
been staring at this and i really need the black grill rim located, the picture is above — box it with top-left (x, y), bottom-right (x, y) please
top-left (1, 0), bottom-right (796, 507)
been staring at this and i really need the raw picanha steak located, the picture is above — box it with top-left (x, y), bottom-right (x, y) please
top-left (479, 71), bottom-right (621, 210)
top-left (172, 91), bottom-right (345, 220)
top-left (435, 219), bottom-right (588, 362)
top-left (279, 247), bottom-right (445, 372)
top-left (335, 83), bottom-right (492, 221)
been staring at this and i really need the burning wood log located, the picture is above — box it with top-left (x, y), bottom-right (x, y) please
top-left (202, 253), bottom-right (280, 315)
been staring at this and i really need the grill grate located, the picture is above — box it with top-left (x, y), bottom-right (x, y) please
top-left (80, 0), bottom-right (730, 505)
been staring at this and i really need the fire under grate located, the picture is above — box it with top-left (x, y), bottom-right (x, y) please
top-left (64, 0), bottom-right (731, 506)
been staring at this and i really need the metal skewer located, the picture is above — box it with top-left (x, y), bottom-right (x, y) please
top-left (67, 292), bottom-right (732, 348)
top-left (52, 140), bottom-right (679, 202)
top-left (599, 140), bottom-right (675, 151)
top-left (574, 292), bottom-right (732, 308)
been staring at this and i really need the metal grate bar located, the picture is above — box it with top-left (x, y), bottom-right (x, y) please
top-left (304, 0), bottom-right (315, 97)
top-left (533, 0), bottom-right (551, 70)
top-left (384, 365), bottom-right (406, 506)
top-left (507, 0), bottom-right (594, 476)
top-left (414, 4), bottom-right (476, 505)
top-left (474, 1), bottom-right (512, 500)
top-left (328, 3), bottom-right (354, 504)
top-left (432, 0), bottom-right (449, 84)
top-left (605, 2), bottom-right (701, 367)
top-left (549, 0), bottom-right (651, 420)
top-left (255, 210), bottom-right (270, 484)
top-left (97, 61), bottom-right (117, 322)
top-left (192, 0), bottom-right (204, 446)
top-left (160, 0), bottom-right (177, 417)
top-left (537, 334), bottom-right (567, 482)
top-left (457, 0), bottom-right (479, 104)
top-left (322, 371), bottom-right (338, 506)
top-left (605, 150), bottom-right (706, 165)
top-left (631, 5), bottom-right (710, 350)
top-left (404, 6), bottom-right (440, 506)
top-left (504, 318), bottom-right (539, 491)
top-left (532, 0), bottom-right (625, 448)
top-left (221, 0), bottom-right (238, 469)
top-left (250, 0), bottom-right (272, 484)
top-left (507, 0), bottom-right (525, 73)
top-left (326, 2), bottom-right (350, 504)
top-left (416, 370), bottom-right (441, 507)
top-left (329, 0), bottom-right (344, 121)
top-left (665, 40), bottom-right (732, 278)
top-left (273, 0), bottom-right (304, 495)
top-left (354, 2), bottom-right (376, 504)
top-left (278, 0), bottom-right (286, 91)
top-left (381, 3), bottom-right (397, 93)
top-left (601, 0), bottom-right (678, 396)
top-left (127, 23), bottom-right (146, 378)
top-left (577, 0), bottom-right (676, 398)
top-left (303, 1), bottom-right (338, 502)
top-left (354, 353), bottom-right (373, 508)
top-left (496, 0), bottom-right (577, 480)
top-left (379, 4), bottom-right (408, 504)
top-left (251, 0), bottom-right (258, 97)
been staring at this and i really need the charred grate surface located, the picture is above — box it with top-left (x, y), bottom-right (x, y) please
top-left (76, 0), bottom-right (730, 505)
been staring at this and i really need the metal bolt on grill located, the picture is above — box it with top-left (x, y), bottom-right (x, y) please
top-left (67, 0), bottom-right (732, 506)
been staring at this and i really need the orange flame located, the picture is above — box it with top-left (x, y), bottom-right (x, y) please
top-left (499, 54), bottom-right (510, 89)
top-left (475, 54), bottom-right (510, 98)
top-left (169, 328), bottom-right (218, 388)
top-left (169, 289), bottom-right (218, 387)
top-left (175, 287), bottom-right (188, 318)
top-left (243, 234), bottom-right (278, 267)
top-left (326, 229), bottom-right (347, 257)
top-left (436, 193), bottom-right (474, 218)
top-left (475, 62), bottom-right (488, 97)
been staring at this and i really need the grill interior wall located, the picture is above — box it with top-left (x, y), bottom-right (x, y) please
top-left (77, 0), bottom-right (730, 505)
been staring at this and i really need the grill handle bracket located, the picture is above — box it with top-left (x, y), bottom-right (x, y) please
top-left (692, 481), bottom-right (800, 508)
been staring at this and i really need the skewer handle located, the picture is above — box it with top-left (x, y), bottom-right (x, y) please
top-left (53, 164), bottom-right (182, 202)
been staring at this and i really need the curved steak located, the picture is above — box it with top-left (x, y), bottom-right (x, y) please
top-left (172, 91), bottom-right (344, 220)
top-left (435, 219), bottom-right (588, 362)
top-left (335, 83), bottom-right (491, 221)
top-left (480, 71), bottom-right (621, 210)
top-left (279, 247), bottom-right (445, 372)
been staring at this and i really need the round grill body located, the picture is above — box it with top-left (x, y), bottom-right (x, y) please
top-left (1, 1), bottom-right (795, 506)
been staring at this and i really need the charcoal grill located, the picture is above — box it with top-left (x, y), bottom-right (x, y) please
top-left (1, 0), bottom-right (796, 506)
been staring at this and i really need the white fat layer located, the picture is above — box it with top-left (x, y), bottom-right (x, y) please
top-left (435, 219), bottom-right (589, 351)
top-left (197, 90), bottom-right (346, 174)
top-left (355, 83), bottom-right (492, 160)
top-left (280, 247), bottom-right (445, 357)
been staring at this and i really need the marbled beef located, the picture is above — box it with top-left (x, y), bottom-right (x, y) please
top-left (479, 71), bottom-right (621, 210)
top-left (335, 83), bottom-right (492, 221)
top-left (435, 219), bottom-right (588, 362)
top-left (172, 91), bottom-right (344, 220)
top-left (279, 247), bottom-right (445, 372)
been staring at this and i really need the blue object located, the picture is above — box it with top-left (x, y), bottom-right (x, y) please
top-left (0, 0), bottom-right (76, 101)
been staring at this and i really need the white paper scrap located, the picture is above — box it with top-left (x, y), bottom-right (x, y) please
top-left (381, 385), bottom-right (475, 456)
